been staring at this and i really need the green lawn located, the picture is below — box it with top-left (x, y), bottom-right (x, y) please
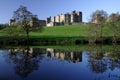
top-left (30, 24), bottom-right (114, 38)
top-left (0, 24), bottom-right (115, 38)
top-left (30, 24), bottom-right (87, 38)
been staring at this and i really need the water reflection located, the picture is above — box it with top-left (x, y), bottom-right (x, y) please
top-left (8, 48), bottom-right (42, 77)
top-left (0, 47), bottom-right (120, 80)
top-left (87, 45), bottom-right (120, 80)
top-left (46, 48), bottom-right (82, 63)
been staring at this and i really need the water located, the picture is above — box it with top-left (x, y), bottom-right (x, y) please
top-left (0, 48), bottom-right (120, 80)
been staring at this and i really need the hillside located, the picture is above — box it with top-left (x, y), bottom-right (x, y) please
top-left (30, 24), bottom-right (87, 38)
top-left (0, 24), bottom-right (114, 38)
top-left (0, 24), bottom-right (118, 45)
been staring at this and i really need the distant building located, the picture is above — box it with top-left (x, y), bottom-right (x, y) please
top-left (71, 11), bottom-right (82, 23)
top-left (46, 16), bottom-right (54, 27)
top-left (9, 10), bottom-right (82, 27)
top-left (9, 17), bottom-right (46, 27)
top-left (46, 10), bottom-right (82, 27)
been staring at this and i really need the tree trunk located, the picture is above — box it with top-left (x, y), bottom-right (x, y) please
top-left (26, 32), bottom-right (29, 45)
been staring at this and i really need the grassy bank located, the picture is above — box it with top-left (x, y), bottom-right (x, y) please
top-left (0, 24), bottom-right (115, 38)
top-left (0, 24), bottom-right (119, 45)
top-left (30, 24), bottom-right (87, 38)
top-left (29, 24), bottom-right (114, 38)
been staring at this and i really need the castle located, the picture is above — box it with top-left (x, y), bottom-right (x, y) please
top-left (9, 10), bottom-right (82, 27)
top-left (46, 10), bottom-right (82, 26)
top-left (9, 18), bottom-right (46, 27)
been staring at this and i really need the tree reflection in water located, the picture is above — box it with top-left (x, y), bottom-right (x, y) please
top-left (87, 45), bottom-right (107, 73)
top-left (87, 45), bottom-right (120, 80)
top-left (8, 48), bottom-right (45, 78)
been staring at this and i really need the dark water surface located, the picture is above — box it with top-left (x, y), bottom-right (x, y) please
top-left (0, 48), bottom-right (120, 80)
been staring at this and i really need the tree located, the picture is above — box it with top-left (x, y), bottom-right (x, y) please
top-left (0, 24), bottom-right (8, 30)
top-left (107, 12), bottom-right (120, 22)
top-left (12, 5), bottom-right (37, 44)
top-left (87, 10), bottom-right (108, 44)
top-left (87, 23), bottom-right (99, 44)
top-left (107, 13), bottom-right (120, 45)
top-left (3, 25), bottom-right (26, 45)
top-left (89, 10), bottom-right (108, 23)
top-left (4, 25), bottom-right (25, 37)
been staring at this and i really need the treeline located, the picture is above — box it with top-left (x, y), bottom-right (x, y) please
top-left (87, 10), bottom-right (120, 45)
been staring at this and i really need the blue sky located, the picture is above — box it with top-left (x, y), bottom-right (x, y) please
top-left (0, 0), bottom-right (120, 24)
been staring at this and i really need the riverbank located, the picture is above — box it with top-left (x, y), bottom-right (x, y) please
top-left (0, 24), bottom-right (120, 45)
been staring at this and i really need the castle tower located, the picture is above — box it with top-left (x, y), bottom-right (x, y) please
top-left (60, 14), bottom-right (65, 23)
top-left (46, 16), bottom-right (51, 24)
top-left (9, 19), bottom-right (16, 26)
top-left (71, 11), bottom-right (82, 23)
top-left (65, 13), bottom-right (71, 24)
top-left (71, 10), bottom-right (77, 23)
top-left (55, 15), bottom-right (60, 22)
top-left (77, 12), bottom-right (82, 23)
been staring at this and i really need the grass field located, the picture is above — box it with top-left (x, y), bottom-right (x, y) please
top-left (30, 24), bottom-right (87, 38)
top-left (0, 24), bottom-right (115, 38)
top-left (30, 24), bottom-right (114, 38)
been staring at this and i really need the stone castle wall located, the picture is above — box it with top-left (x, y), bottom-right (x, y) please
top-left (46, 10), bottom-right (82, 27)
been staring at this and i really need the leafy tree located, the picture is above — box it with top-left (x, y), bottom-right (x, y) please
top-left (107, 13), bottom-right (120, 45)
top-left (3, 25), bottom-right (25, 45)
top-left (89, 10), bottom-right (108, 23)
top-left (12, 5), bottom-right (38, 44)
top-left (87, 23), bottom-right (98, 44)
top-left (107, 12), bottom-right (120, 22)
top-left (4, 25), bottom-right (25, 37)
top-left (0, 24), bottom-right (8, 30)
top-left (87, 10), bottom-right (108, 44)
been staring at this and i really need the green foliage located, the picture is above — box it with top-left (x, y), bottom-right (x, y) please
top-left (3, 25), bottom-right (25, 37)
top-left (106, 22), bottom-right (120, 44)
top-left (86, 23), bottom-right (101, 43)
top-left (108, 12), bottom-right (120, 22)
top-left (90, 10), bottom-right (108, 23)
top-left (0, 24), bottom-right (8, 29)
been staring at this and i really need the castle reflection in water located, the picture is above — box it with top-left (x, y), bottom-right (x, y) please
top-left (9, 48), bottom-right (82, 63)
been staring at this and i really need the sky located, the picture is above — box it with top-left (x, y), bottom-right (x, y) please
top-left (0, 0), bottom-right (120, 24)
